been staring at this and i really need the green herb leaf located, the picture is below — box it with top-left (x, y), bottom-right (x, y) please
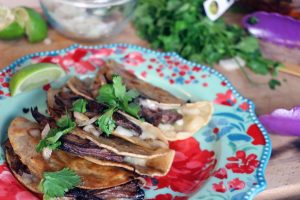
top-left (96, 107), bottom-right (116, 136)
top-left (39, 168), bottom-right (81, 199)
top-left (36, 115), bottom-right (76, 152)
top-left (247, 16), bottom-right (258, 25)
top-left (124, 89), bottom-right (140, 102)
top-left (268, 79), bottom-right (281, 90)
top-left (235, 37), bottom-right (259, 53)
top-left (113, 75), bottom-right (126, 101)
top-left (97, 84), bottom-right (118, 106)
top-left (120, 102), bottom-right (140, 118)
top-left (96, 75), bottom-right (141, 118)
top-left (133, 0), bottom-right (282, 89)
top-left (56, 114), bottom-right (73, 128)
top-left (72, 99), bottom-right (87, 113)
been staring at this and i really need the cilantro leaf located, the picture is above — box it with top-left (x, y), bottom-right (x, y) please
top-left (96, 107), bottom-right (116, 136)
top-left (36, 115), bottom-right (76, 152)
top-left (113, 75), bottom-right (126, 101)
top-left (39, 168), bottom-right (81, 199)
top-left (72, 99), bottom-right (87, 113)
top-left (120, 102), bottom-right (140, 118)
top-left (124, 89), bottom-right (140, 102)
top-left (97, 84), bottom-right (118, 106)
top-left (56, 114), bottom-right (73, 128)
top-left (268, 79), bottom-right (281, 90)
top-left (96, 75), bottom-right (141, 119)
top-left (235, 37), bottom-right (259, 53)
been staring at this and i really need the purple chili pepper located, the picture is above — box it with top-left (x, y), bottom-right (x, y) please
top-left (259, 106), bottom-right (300, 136)
top-left (243, 11), bottom-right (300, 48)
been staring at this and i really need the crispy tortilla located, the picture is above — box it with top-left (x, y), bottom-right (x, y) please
top-left (101, 60), bottom-right (185, 104)
top-left (8, 117), bottom-right (138, 190)
top-left (5, 144), bottom-right (41, 194)
top-left (72, 128), bottom-right (175, 176)
top-left (147, 101), bottom-right (214, 141)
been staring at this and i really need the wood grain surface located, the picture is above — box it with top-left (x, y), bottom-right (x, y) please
top-left (1, 19), bottom-right (300, 200)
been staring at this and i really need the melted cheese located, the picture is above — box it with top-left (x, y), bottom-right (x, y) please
top-left (115, 126), bottom-right (136, 137)
top-left (124, 156), bottom-right (147, 166)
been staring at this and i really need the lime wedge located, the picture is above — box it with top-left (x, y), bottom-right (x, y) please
top-left (13, 7), bottom-right (48, 43)
top-left (9, 63), bottom-right (66, 96)
top-left (0, 6), bottom-right (25, 40)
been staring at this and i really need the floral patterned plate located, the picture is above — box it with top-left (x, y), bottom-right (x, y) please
top-left (0, 44), bottom-right (271, 200)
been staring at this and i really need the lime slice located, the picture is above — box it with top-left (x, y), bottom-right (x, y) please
top-left (0, 6), bottom-right (25, 40)
top-left (9, 63), bottom-right (66, 96)
top-left (13, 7), bottom-right (48, 43)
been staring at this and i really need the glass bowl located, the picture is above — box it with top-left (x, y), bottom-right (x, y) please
top-left (39, 0), bottom-right (136, 41)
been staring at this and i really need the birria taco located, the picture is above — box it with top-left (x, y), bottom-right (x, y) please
top-left (5, 117), bottom-right (144, 199)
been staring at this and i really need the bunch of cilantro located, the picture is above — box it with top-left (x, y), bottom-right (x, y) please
top-left (134, 0), bottom-right (282, 89)
top-left (96, 75), bottom-right (140, 135)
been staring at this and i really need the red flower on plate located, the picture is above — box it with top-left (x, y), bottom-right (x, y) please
top-left (247, 124), bottom-right (266, 145)
top-left (214, 90), bottom-right (237, 106)
top-left (238, 102), bottom-right (249, 111)
top-left (213, 168), bottom-right (227, 179)
top-left (228, 178), bottom-right (245, 191)
top-left (154, 138), bottom-right (217, 194)
top-left (150, 194), bottom-right (188, 200)
top-left (226, 151), bottom-right (259, 174)
top-left (91, 48), bottom-right (114, 57)
top-left (0, 164), bottom-right (39, 200)
top-left (212, 181), bottom-right (226, 193)
top-left (123, 52), bottom-right (145, 66)
top-left (73, 61), bottom-right (96, 74)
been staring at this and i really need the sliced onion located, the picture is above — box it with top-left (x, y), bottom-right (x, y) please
top-left (28, 128), bottom-right (41, 138)
top-left (21, 173), bottom-right (34, 184)
top-left (74, 112), bottom-right (90, 126)
top-left (76, 113), bottom-right (99, 127)
top-left (83, 124), bottom-right (101, 137)
top-left (139, 98), bottom-right (180, 110)
top-left (42, 147), bottom-right (52, 160)
top-left (41, 124), bottom-right (51, 139)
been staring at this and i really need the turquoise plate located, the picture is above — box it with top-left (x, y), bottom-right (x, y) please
top-left (0, 44), bottom-right (271, 200)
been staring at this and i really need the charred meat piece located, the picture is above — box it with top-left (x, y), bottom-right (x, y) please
top-left (141, 107), bottom-right (183, 126)
top-left (90, 179), bottom-right (145, 200)
top-left (60, 134), bottom-right (124, 163)
top-left (30, 107), bottom-right (56, 128)
top-left (66, 180), bottom-right (144, 200)
top-left (86, 100), bottom-right (108, 114)
top-left (67, 77), bottom-right (94, 100)
top-left (113, 112), bottom-right (142, 136)
top-left (4, 141), bottom-right (31, 176)
top-left (86, 101), bottom-right (142, 136)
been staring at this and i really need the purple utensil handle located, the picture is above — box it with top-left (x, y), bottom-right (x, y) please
top-left (259, 106), bottom-right (300, 136)
top-left (243, 11), bottom-right (300, 48)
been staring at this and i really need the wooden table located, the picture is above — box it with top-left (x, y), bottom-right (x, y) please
top-left (1, 25), bottom-right (300, 200)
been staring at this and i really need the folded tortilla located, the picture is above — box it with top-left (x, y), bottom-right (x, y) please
top-left (98, 61), bottom-right (214, 141)
top-left (63, 128), bottom-right (175, 176)
top-left (7, 117), bottom-right (139, 190)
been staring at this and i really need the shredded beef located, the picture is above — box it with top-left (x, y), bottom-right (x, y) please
top-left (4, 141), bottom-right (30, 176)
top-left (60, 134), bottom-right (124, 163)
top-left (113, 112), bottom-right (142, 136)
top-left (86, 100), bottom-right (108, 113)
top-left (30, 107), bottom-right (56, 128)
top-left (66, 180), bottom-right (144, 200)
top-left (141, 107), bottom-right (183, 126)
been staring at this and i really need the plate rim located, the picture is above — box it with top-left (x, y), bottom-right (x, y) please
top-left (0, 43), bottom-right (272, 200)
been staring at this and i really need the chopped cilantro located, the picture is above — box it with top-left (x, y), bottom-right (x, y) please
top-left (39, 168), bottom-right (81, 200)
top-left (36, 115), bottom-right (76, 152)
top-left (97, 75), bottom-right (141, 118)
top-left (72, 99), bottom-right (87, 113)
top-left (96, 107), bottom-right (116, 136)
